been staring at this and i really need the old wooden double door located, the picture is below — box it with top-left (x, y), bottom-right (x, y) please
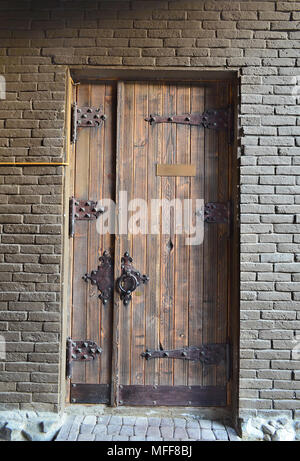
top-left (68, 79), bottom-right (234, 407)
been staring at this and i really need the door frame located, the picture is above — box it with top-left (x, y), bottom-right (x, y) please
top-left (62, 68), bottom-right (240, 426)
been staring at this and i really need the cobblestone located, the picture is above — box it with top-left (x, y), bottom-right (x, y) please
top-left (56, 416), bottom-right (240, 441)
top-left (201, 429), bottom-right (216, 441)
top-left (107, 425), bottom-right (121, 436)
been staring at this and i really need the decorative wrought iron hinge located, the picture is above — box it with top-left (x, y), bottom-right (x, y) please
top-left (82, 251), bottom-right (114, 305)
top-left (71, 102), bottom-right (107, 143)
top-left (66, 337), bottom-right (102, 379)
top-left (141, 343), bottom-right (231, 381)
top-left (69, 197), bottom-right (105, 237)
top-left (146, 106), bottom-right (232, 129)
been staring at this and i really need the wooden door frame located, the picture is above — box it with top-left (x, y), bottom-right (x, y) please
top-left (62, 69), bottom-right (240, 426)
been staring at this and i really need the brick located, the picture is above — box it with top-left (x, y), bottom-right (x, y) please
top-left (237, 21), bottom-right (270, 30)
top-left (123, 57), bottom-right (155, 66)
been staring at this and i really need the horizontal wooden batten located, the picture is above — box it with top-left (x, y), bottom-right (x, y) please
top-left (156, 164), bottom-right (196, 177)
top-left (70, 384), bottom-right (111, 404)
top-left (118, 385), bottom-right (227, 407)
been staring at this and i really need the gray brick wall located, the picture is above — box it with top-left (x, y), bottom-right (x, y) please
top-left (0, 0), bottom-right (299, 419)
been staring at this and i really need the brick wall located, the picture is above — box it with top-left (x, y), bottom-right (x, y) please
top-left (0, 0), bottom-right (299, 419)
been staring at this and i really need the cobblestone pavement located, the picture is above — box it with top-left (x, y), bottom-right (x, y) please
top-left (56, 415), bottom-right (241, 441)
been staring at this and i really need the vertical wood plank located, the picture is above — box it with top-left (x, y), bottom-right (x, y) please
top-left (71, 83), bottom-right (90, 383)
top-left (131, 82), bottom-right (148, 385)
top-left (145, 82), bottom-right (162, 385)
top-left (216, 81), bottom-right (230, 387)
top-left (116, 82), bottom-right (135, 387)
top-left (203, 83), bottom-right (219, 387)
top-left (174, 84), bottom-right (190, 386)
top-left (159, 83), bottom-right (176, 386)
top-left (100, 82), bottom-right (116, 386)
top-left (111, 81), bottom-right (125, 405)
top-left (86, 83), bottom-right (105, 384)
top-left (188, 85), bottom-right (205, 386)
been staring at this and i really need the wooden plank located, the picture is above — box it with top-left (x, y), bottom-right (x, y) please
top-left (114, 82), bottom-right (135, 390)
top-left (100, 82), bottom-right (116, 387)
top-left (216, 81), bottom-right (230, 388)
top-left (203, 83), bottom-right (219, 388)
top-left (86, 83), bottom-right (105, 385)
top-left (130, 82), bottom-right (148, 385)
top-left (111, 81), bottom-right (125, 406)
top-left (156, 164), bottom-right (196, 177)
top-left (188, 84), bottom-right (205, 386)
top-left (64, 73), bottom-right (76, 403)
top-left (119, 385), bottom-right (227, 407)
top-left (71, 83), bottom-right (90, 384)
top-left (145, 82), bottom-right (162, 386)
top-left (174, 84), bottom-right (190, 387)
top-left (159, 83), bottom-right (176, 386)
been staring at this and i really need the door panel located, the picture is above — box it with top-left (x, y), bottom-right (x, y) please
top-left (70, 82), bottom-right (116, 390)
top-left (69, 79), bottom-right (233, 407)
top-left (115, 81), bottom-right (231, 405)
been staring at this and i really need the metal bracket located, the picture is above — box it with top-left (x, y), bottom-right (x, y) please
top-left (69, 197), bottom-right (105, 237)
top-left (141, 343), bottom-right (231, 381)
top-left (66, 337), bottom-right (102, 379)
top-left (141, 344), bottom-right (226, 364)
top-left (204, 202), bottom-right (230, 224)
top-left (71, 102), bottom-right (107, 143)
top-left (145, 106), bottom-right (231, 130)
top-left (82, 251), bottom-right (114, 305)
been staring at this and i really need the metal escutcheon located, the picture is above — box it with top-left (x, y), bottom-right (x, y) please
top-left (117, 252), bottom-right (149, 306)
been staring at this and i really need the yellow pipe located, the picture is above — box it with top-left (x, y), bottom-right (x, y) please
top-left (0, 162), bottom-right (69, 165)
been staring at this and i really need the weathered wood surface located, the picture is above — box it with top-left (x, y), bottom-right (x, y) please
top-left (70, 80), bottom-right (233, 407)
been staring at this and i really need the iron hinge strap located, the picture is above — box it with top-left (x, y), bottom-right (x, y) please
top-left (69, 197), bottom-right (105, 238)
top-left (66, 337), bottom-right (102, 379)
top-left (146, 104), bottom-right (231, 126)
top-left (71, 102), bottom-right (107, 144)
top-left (141, 343), bottom-right (232, 382)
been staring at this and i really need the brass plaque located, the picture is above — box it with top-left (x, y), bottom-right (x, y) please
top-left (156, 164), bottom-right (196, 177)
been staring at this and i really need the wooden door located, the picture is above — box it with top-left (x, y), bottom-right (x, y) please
top-left (69, 80), bottom-right (234, 407)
